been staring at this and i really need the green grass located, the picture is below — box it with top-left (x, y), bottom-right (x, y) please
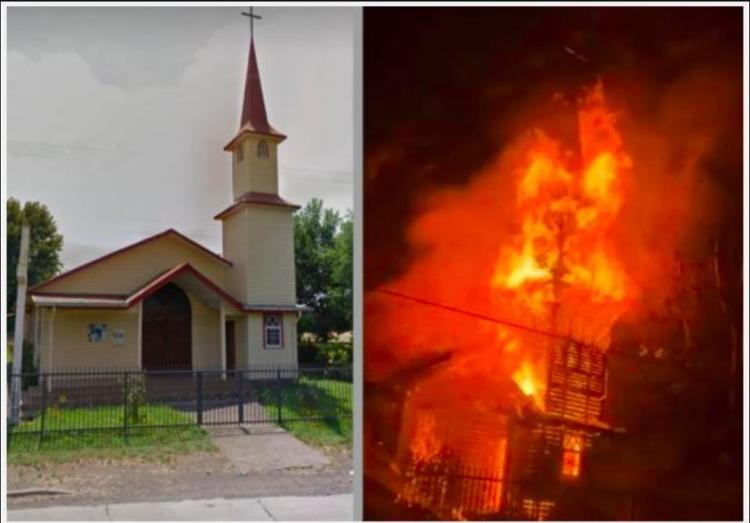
top-left (8, 405), bottom-right (214, 464)
top-left (258, 375), bottom-right (352, 448)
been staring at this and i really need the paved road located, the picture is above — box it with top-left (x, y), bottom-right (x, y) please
top-left (9, 493), bottom-right (353, 521)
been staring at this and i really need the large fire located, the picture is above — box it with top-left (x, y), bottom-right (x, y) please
top-left (490, 81), bottom-right (637, 407)
top-left (366, 81), bottom-right (643, 398)
top-left (365, 77), bottom-right (705, 517)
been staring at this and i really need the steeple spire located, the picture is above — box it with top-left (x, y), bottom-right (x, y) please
top-left (228, 7), bottom-right (283, 141)
top-left (239, 7), bottom-right (275, 134)
top-left (240, 39), bottom-right (278, 134)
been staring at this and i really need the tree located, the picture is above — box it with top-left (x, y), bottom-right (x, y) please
top-left (329, 213), bottom-right (353, 329)
top-left (294, 199), bottom-right (352, 341)
top-left (6, 198), bottom-right (64, 331)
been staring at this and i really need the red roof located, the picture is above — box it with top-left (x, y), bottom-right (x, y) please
top-left (127, 263), bottom-right (244, 310)
top-left (225, 38), bottom-right (285, 150)
top-left (30, 229), bottom-right (232, 292)
top-left (30, 263), bottom-right (242, 310)
top-left (214, 191), bottom-right (300, 220)
top-left (31, 262), bottom-right (305, 313)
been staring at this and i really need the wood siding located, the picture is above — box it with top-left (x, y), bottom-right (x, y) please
top-left (244, 312), bottom-right (298, 366)
top-left (43, 308), bottom-right (140, 370)
top-left (39, 235), bottom-right (229, 296)
top-left (189, 294), bottom-right (223, 369)
top-left (221, 205), bottom-right (296, 305)
top-left (232, 135), bottom-right (279, 198)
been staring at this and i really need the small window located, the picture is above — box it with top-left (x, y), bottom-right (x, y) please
top-left (235, 144), bottom-right (244, 163)
top-left (257, 140), bottom-right (269, 158)
top-left (561, 433), bottom-right (584, 478)
top-left (263, 314), bottom-right (283, 349)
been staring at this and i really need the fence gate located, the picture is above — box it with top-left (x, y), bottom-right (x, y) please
top-left (7, 366), bottom-right (352, 447)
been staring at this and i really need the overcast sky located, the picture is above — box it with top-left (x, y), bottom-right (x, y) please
top-left (6, 6), bottom-right (354, 270)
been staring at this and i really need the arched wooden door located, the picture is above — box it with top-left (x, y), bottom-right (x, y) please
top-left (142, 283), bottom-right (192, 370)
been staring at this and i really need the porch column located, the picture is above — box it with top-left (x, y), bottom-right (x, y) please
top-left (220, 301), bottom-right (226, 377)
top-left (137, 301), bottom-right (143, 370)
top-left (33, 305), bottom-right (40, 363)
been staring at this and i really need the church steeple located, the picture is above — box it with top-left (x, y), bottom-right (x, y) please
top-left (238, 38), bottom-right (283, 137)
top-left (224, 16), bottom-right (288, 200)
top-left (224, 19), bottom-right (285, 153)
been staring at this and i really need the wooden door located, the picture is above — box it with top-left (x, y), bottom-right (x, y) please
top-left (142, 283), bottom-right (192, 370)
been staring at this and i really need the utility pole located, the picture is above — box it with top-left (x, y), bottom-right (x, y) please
top-left (10, 224), bottom-right (31, 424)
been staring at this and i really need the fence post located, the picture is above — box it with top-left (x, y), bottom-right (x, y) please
top-left (237, 370), bottom-right (244, 424)
top-left (38, 373), bottom-right (47, 449)
top-left (276, 368), bottom-right (283, 424)
top-left (196, 371), bottom-right (204, 425)
top-left (123, 372), bottom-right (129, 441)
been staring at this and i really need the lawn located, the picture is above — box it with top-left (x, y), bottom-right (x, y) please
top-left (8, 404), bottom-right (214, 464)
top-left (257, 374), bottom-right (352, 448)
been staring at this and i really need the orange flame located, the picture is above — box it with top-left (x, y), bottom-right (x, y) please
top-left (491, 81), bottom-right (636, 396)
top-left (365, 71), bottom-right (721, 517)
top-left (512, 360), bottom-right (544, 408)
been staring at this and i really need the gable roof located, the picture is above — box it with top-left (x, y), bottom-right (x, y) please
top-left (132, 263), bottom-right (243, 309)
top-left (30, 229), bottom-right (232, 293)
top-left (129, 262), bottom-right (244, 310)
top-left (31, 263), bottom-right (242, 310)
top-left (31, 262), bottom-right (308, 313)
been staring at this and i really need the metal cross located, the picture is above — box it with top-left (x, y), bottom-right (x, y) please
top-left (241, 7), bottom-right (262, 41)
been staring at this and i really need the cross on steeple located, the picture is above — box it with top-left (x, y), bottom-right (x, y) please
top-left (241, 7), bottom-right (262, 41)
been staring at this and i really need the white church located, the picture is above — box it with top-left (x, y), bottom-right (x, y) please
top-left (27, 27), bottom-right (303, 372)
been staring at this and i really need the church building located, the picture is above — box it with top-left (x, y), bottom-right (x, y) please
top-left (27, 31), bottom-right (303, 372)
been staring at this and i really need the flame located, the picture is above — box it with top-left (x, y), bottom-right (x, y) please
top-left (512, 360), bottom-right (544, 408)
top-left (364, 76), bottom-right (710, 515)
top-left (410, 411), bottom-right (442, 463)
top-left (490, 81), bottom-right (636, 394)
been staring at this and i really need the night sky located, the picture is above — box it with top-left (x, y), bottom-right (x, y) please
top-left (364, 7), bottom-right (743, 290)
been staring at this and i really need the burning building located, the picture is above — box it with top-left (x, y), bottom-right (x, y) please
top-left (365, 81), bottom-right (635, 520)
top-left (364, 8), bottom-right (742, 520)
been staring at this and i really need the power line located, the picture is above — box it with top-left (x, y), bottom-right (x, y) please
top-left (281, 173), bottom-right (353, 185)
top-left (280, 166), bottom-right (353, 184)
top-left (280, 165), bottom-right (352, 177)
top-left (374, 287), bottom-right (682, 367)
top-left (9, 142), bottom-right (354, 184)
top-left (375, 287), bottom-right (602, 349)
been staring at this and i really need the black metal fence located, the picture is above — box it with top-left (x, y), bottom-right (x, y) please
top-left (7, 365), bottom-right (351, 448)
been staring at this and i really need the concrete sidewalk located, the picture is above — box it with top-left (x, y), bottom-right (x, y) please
top-left (8, 493), bottom-right (353, 521)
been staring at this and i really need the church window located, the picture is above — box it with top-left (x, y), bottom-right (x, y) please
top-left (561, 433), bottom-right (584, 478)
top-left (235, 144), bottom-right (244, 163)
top-left (263, 313), bottom-right (283, 348)
top-left (257, 140), bottom-right (269, 158)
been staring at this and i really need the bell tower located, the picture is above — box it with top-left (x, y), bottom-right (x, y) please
top-left (216, 15), bottom-right (299, 309)
top-left (224, 36), bottom-right (286, 199)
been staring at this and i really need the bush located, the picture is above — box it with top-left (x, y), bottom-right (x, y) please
top-left (298, 340), bottom-right (352, 366)
top-left (122, 374), bottom-right (147, 424)
top-left (318, 342), bottom-right (352, 366)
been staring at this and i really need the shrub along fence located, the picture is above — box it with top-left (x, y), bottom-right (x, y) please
top-left (7, 365), bottom-right (352, 449)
